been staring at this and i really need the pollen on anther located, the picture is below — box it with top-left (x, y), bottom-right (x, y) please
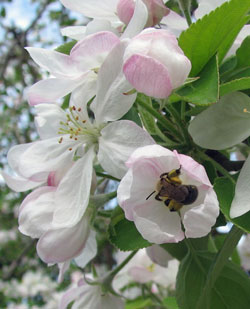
top-left (58, 137), bottom-right (63, 143)
top-left (82, 120), bottom-right (86, 123)
top-left (243, 108), bottom-right (250, 114)
top-left (69, 148), bottom-right (72, 151)
top-left (72, 106), bottom-right (76, 111)
top-left (78, 108), bottom-right (81, 112)
top-left (75, 116), bottom-right (79, 120)
top-left (74, 138), bottom-right (78, 141)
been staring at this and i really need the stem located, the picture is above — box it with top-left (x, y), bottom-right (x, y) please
top-left (96, 172), bottom-right (119, 182)
top-left (197, 225), bottom-right (243, 309)
top-left (184, 238), bottom-right (207, 274)
top-left (178, 0), bottom-right (192, 26)
top-left (136, 97), bottom-right (183, 141)
top-left (108, 250), bottom-right (138, 279)
top-left (143, 284), bottom-right (163, 305)
top-left (89, 191), bottom-right (117, 210)
top-left (198, 150), bottom-right (236, 184)
top-left (166, 103), bottom-right (191, 147)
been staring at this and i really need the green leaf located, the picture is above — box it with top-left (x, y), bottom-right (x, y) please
top-left (214, 234), bottom-right (241, 266)
top-left (214, 177), bottom-right (250, 233)
top-left (236, 36), bottom-right (250, 70)
top-left (188, 92), bottom-right (250, 150)
top-left (125, 297), bottom-right (152, 309)
top-left (163, 297), bottom-right (179, 309)
top-left (108, 207), bottom-right (151, 251)
top-left (175, 55), bottom-right (219, 105)
top-left (121, 105), bottom-right (142, 127)
top-left (55, 40), bottom-right (77, 55)
top-left (220, 77), bottom-right (250, 96)
top-left (179, 0), bottom-right (250, 76)
top-left (176, 251), bottom-right (250, 309)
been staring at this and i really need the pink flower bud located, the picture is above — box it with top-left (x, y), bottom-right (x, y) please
top-left (123, 28), bottom-right (191, 98)
top-left (117, 0), bottom-right (169, 27)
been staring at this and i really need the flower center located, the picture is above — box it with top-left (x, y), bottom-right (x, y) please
top-left (57, 105), bottom-right (102, 148)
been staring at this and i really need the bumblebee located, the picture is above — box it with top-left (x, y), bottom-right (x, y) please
top-left (146, 167), bottom-right (198, 212)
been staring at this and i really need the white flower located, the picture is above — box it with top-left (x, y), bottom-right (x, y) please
top-left (59, 277), bottom-right (124, 309)
top-left (238, 234), bottom-right (250, 271)
top-left (113, 248), bottom-right (179, 293)
top-left (117, 145), bottom-right (219, 243)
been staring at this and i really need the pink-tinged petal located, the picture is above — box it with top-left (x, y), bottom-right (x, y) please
top-left (15, 137), bottom-right (77, 179)
top-left (60, 0), bottom-right (119, 23)
top-left (182, 189), bottom-right (219, 238)
top-left (58, 261), bottom-right (70, 283)
top-left (25, 47), bottom-right (79, 78)
top-left (146, 244), bottom-right (173, 267)
top-left (126, 144), bottom-right (178, 168)
top-left (123, 54), bottom-right (172, 98)
top-left (74, 229), bottom-right (97, 268)
top-left (53, 147), bottom-right (95, 228)
top-left (118, 160), bottom-right (163, 220)
top-left (144, 0), bottom-right (169, 27)
top-left (117, 0), bottom-right (135, 25)
top-left (124, 29), bottom-right (191, 90)
top-left (1, 171), bottom-right (44, 192)
top-left (133, 201), bottom-right (185, 243)
top-left (174, 150), bottom-right (212, 187)
top-left (19, 186), bottom-right (56, 238)
top-left (91, 40), bottom-right (137, 124)
top-left (230, 154), bottom-right (250, 218)
top-left (35, 104), bottom-right (67, 139)
top-left (37, 215), bottom-right (90, 263)
top-left (121, 0), bottom-right (148, 39)
top-left (70, 31), bottom-right (120, 71)
top-left (98, 120), bottom-right (155, 178)
top-left (27, 77), bottom-right (84, 105)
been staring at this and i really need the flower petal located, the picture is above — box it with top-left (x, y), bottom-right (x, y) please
top-left (37, 215), bottom-right (90, 263)
top-left (25, 47), bottom-right (79, 78)
top-left (98, 120), bottom-right (155, 178)
top-left (230, 154), bottom-right (250, 218)
top-left (121, 0), bottom-right (148, 39)
top-left (60, 0), bottom-right (119, 23)
top-left (146, 244), bottom-right (173, 267)
top-left (27, 77), bottom-right (83, 105)
top-left (1, 170), bottom-right (44, 192)
top-left (35, 104), bottom-right (67, 139)
top-left (74, 229), bottom-right (97, 268)
top-left (13, 137), bottom-right (77, 179)
top-left (70, 31), bottom-right (120, 70)
top-left (91, 40), bottom-right (137, 124)
top-left (182, 188), bottom-right (219, 238)
top-left (123, 54), bottom-right (172, 98)
top-left (19, 186), bottom-right (56, 238)
top-left (53, 147), bottom-right (95, 228)
top-left (133, 201), bottom-right (185, 243)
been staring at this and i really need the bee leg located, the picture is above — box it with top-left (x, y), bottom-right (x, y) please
top-left (155, 193), bottom-right (163, 201)
top-left (167, 200), bottom-right (183, 212)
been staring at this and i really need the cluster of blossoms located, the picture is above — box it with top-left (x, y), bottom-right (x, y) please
top-left (8, 0), bottom-right (250, 307)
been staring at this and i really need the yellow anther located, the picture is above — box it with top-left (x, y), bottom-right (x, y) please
top-left (243, 108), bottom-right (250, 114)
top-left (82, 120), bottom-right (86, 123)
top-left (69, 148), bottom-right (72, 151)
top-left (78, 108), bottom-right (81, 112)
top-left (58, 137), bottom-right (63, 143)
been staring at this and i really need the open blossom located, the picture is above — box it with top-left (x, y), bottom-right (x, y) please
top-left (117, 145), bottom-right (219, 244)
top-left (26, 31), bottom-right (120, 105)
top-left (4, 42), bottom-right (154, 264)
top-left (113, 248), bottom-right (179, 294)
top-left (60, 276), bottom-right (124, 309)
top-left (123, 28), bottom-right (191, 98)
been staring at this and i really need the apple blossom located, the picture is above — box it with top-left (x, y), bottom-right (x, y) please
top-left (117, 145), bottom-right (219, 244)
top-left (5, 41), bottom-right (154, 265)
top-left (113, 248), bottom-right (179, 292)
top-left (60, 276), bottom-right (124, 309)
top-left (26, 31), bottom-right (120, 105)
top-left (123, 28), bottom-right (191, 98)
